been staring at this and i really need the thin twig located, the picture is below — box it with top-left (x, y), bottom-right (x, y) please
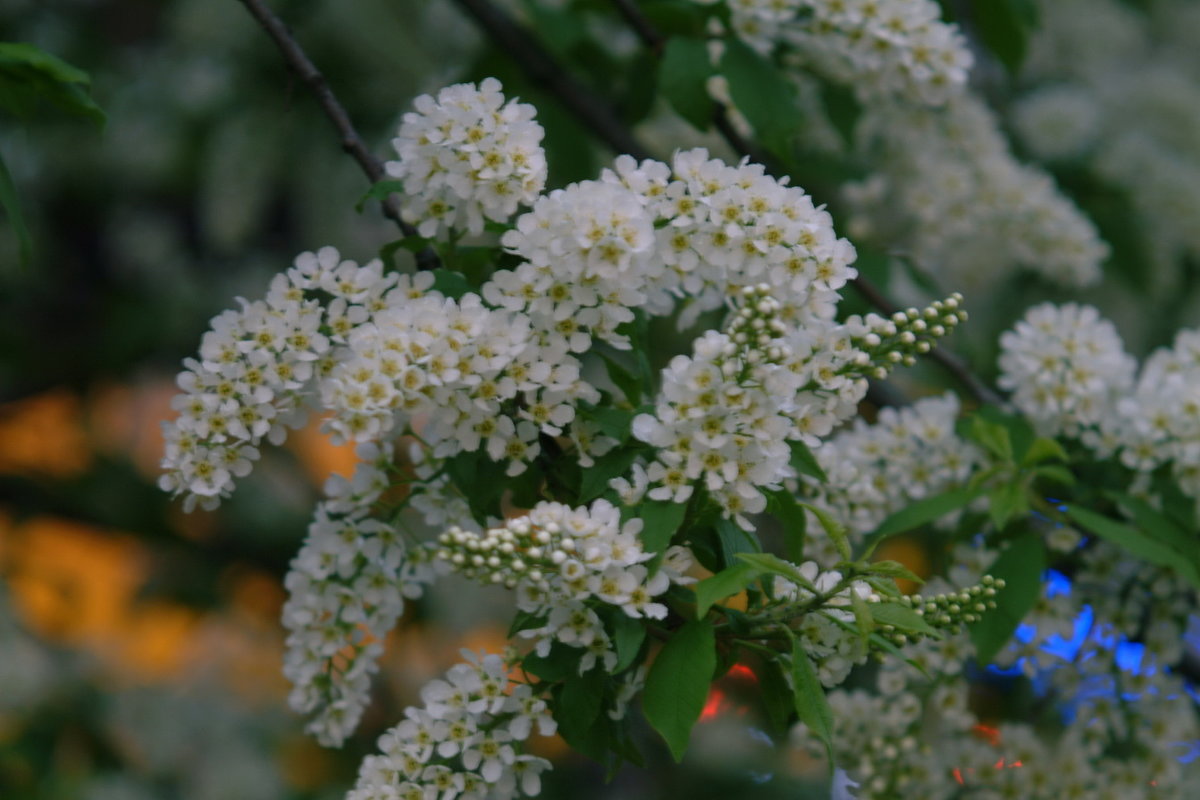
top-left (236, 0), bottom-right (440, 271)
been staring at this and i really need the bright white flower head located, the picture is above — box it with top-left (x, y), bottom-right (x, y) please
top-left (998, 303), bottom-right (1135, 438)
top-left (387, 77), bottom-right (547, 237)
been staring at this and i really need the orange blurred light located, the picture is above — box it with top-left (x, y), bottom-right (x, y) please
top-left (0, 390), bottom-right (91, 478)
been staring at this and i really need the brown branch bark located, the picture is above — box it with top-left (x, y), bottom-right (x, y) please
top-left (236, 0), bottom-right (440, 271)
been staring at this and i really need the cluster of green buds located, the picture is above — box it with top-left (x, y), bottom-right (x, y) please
top-left (726, 283), bottom-right (791, 366)
top-left (434, 519), bottom-right (566, 590)
top-left (895, 574), bottom-right (1004, 636)
top-left (846, 293), bottom-right (968, 379)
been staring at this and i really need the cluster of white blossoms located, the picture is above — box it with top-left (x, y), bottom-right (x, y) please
top-left (632, 289), bottom-right (967, 528)
top-left (348, 651), bottom-right (556, 800)
top-left (695, 0), bottom-right (971, 106)
top-left (997, 303), bottom-right (1136, 439)
top-left (1018, 0), bottom-right (1200, 271)
top-left (320, 280), bottom-right (604, 475)
top-left (159, 248), bottom-right (401, 511)
top-left (386, 77), bottom-right (547, 238)
top-left (996, 303), bottom-right (1200, 502)
top-left (281, 445), bottom-right (441, 747)
top-left (846, 95), bottom-right (1108, 293)
top-left (600, 149), bottom-right (858, 326)
top-left (483, 179), bottom-right (655, 350)
top-left (434, 500), bottom-right (691, 673)
top-left (791, 541), bottom-right (1200, 799)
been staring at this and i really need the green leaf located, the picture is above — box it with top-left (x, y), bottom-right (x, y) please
top-left (850, 591), bottom-right (874, 646)
top-left (969, 0), bottom-right (1039, 74)
top-left (865, 560), bottom-right (924, 585)
top-left (1021, 436), bottom-right (1068, 467)
top-left (643, 619), bottom-right (716, 762)
top-left (597, 351), bottom-right (643, 405)
top-left (790, 642), bottom-right (836, 770)
top-left (694, 562), bottom-right (761, 618)
top-left (988, 480), bottom-right (1029, 531)
top-left (720, 37), bottom-right (804, 158)
top-left (522, 641), bottom-right (585, 682)
top-left (969, 416), bottom-right (1013, 462)
top-left (715, 516), bottom-right (761, 566)
top-left (755, 658), bottom-right (793, 736)
top-left (818, 80), bottom-right (862, 147)
top-left (861, 485), bottom-right (985, 554)
top-left (735, 552), bottom-right (817, 592)
top-left (609, 611), bottom-right (647, 673)
top-left (1032, 465), bottom-right (1075, 486)
top-left (659, 36), bottom-right (715, 131)
top-left (765, 487), bottom-right (807, 563)
top-left (354, 179), bottom-right (406, 213)
top-left (0, 42), bottom-right (105, 128)
top-left (969, 533), bottom-right (1046, 664)
top-left (429, 268), bottom-right (475, 300)
top-left (0, 148), bottom-right (31, 269)
top-left (789, 440), bottom-right (828, 483)
top-left (638, 498), bottom-right (688, 555)
top-left (584, 404), bottom-right (635, 442)
top-left (556, 666), bottom-right (609, 761)
top-left (799, 502), bottom-right (851, 560)
top-left (641, 0), bottom-right (708, 37)
top-left (579, 445), bottom-right (643, 503)
top-left (870, 602), bottom-right (939, 637)
top-left (1065, 505), bottom-right (1200, 588)
top-left (1106, 492), bottom-right (1197, 563)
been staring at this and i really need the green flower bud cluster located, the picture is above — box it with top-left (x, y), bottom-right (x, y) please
top-left (892, 574), bottom-right (1005, 640)
top-left (847, 293), bottom-right (968, 380)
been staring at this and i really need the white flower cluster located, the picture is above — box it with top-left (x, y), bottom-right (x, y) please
top-left (795, 569), bottom-right (1200, 798)
top-left (320, 281), bottom-right (601, 475)
top-left (349, 651), bottom-right (556, 800)
top-left (159, 248), bottom-right (401, 511)
top-left (632, 286), bottom-right (869, 528)
top-left (997, 304), bottom-right (1200, 505)
top-left (434, 500), bottom-right (691, 674)
top-left (696, 0), bottom-right (971, 105)
top-left (282, 446), bottom-right (440, 747)
top-left (770, 561), bottom-right (876, 687)
top-left (483, 179), bottom-right (655, 350)
top-left (847, 96), bottom-right (1108, 291)
top-left (799, 392), bottom-right (980, 563)
top-left (607, 149), bottom-right (858, 324)
top-left (1103, 327), bottom-right (1200, 497)
top-left (386, 77), bottom-right (547, 238)
top-left (997, 303), bottom-right (1136, 439)
top-left (1019, 0), bottom-right (1200, 270)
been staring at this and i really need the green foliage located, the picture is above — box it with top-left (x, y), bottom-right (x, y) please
top-left (0, 42), bottom-right (105, 127)
top-left (969, 532), bottom-right (1046, 664)
top-left (719, 37), bottom-right (804, 159)
top-left (642, 619), bottom-right (716, 762)
top-left (694, 561), bottom-right (760, 618)
top-left (789, 640), bottom-right (835, 770)
top-left (1065, 505), bottom-right (1200, 589)
top-left (658, 37), bottom-right (714, 131)
top-left (638, 497), bottom-right (689, 554)
top-left (968, 0), bottom-right (1039, 74)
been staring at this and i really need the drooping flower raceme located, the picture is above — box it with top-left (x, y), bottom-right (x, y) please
top-left (696, 0), bottom-right (972, 106)
top-left (386, 77), bottom-right (547, 238)
top-left (846, 96), bottom-right (1109, 292)
top-left (159, 248), bottom-right (402, 510)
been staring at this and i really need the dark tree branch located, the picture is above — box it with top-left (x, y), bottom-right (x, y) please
top-left (449, 0), bottom-right (652, 162)
top-left (236, 0), bottom-right (439, 271)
